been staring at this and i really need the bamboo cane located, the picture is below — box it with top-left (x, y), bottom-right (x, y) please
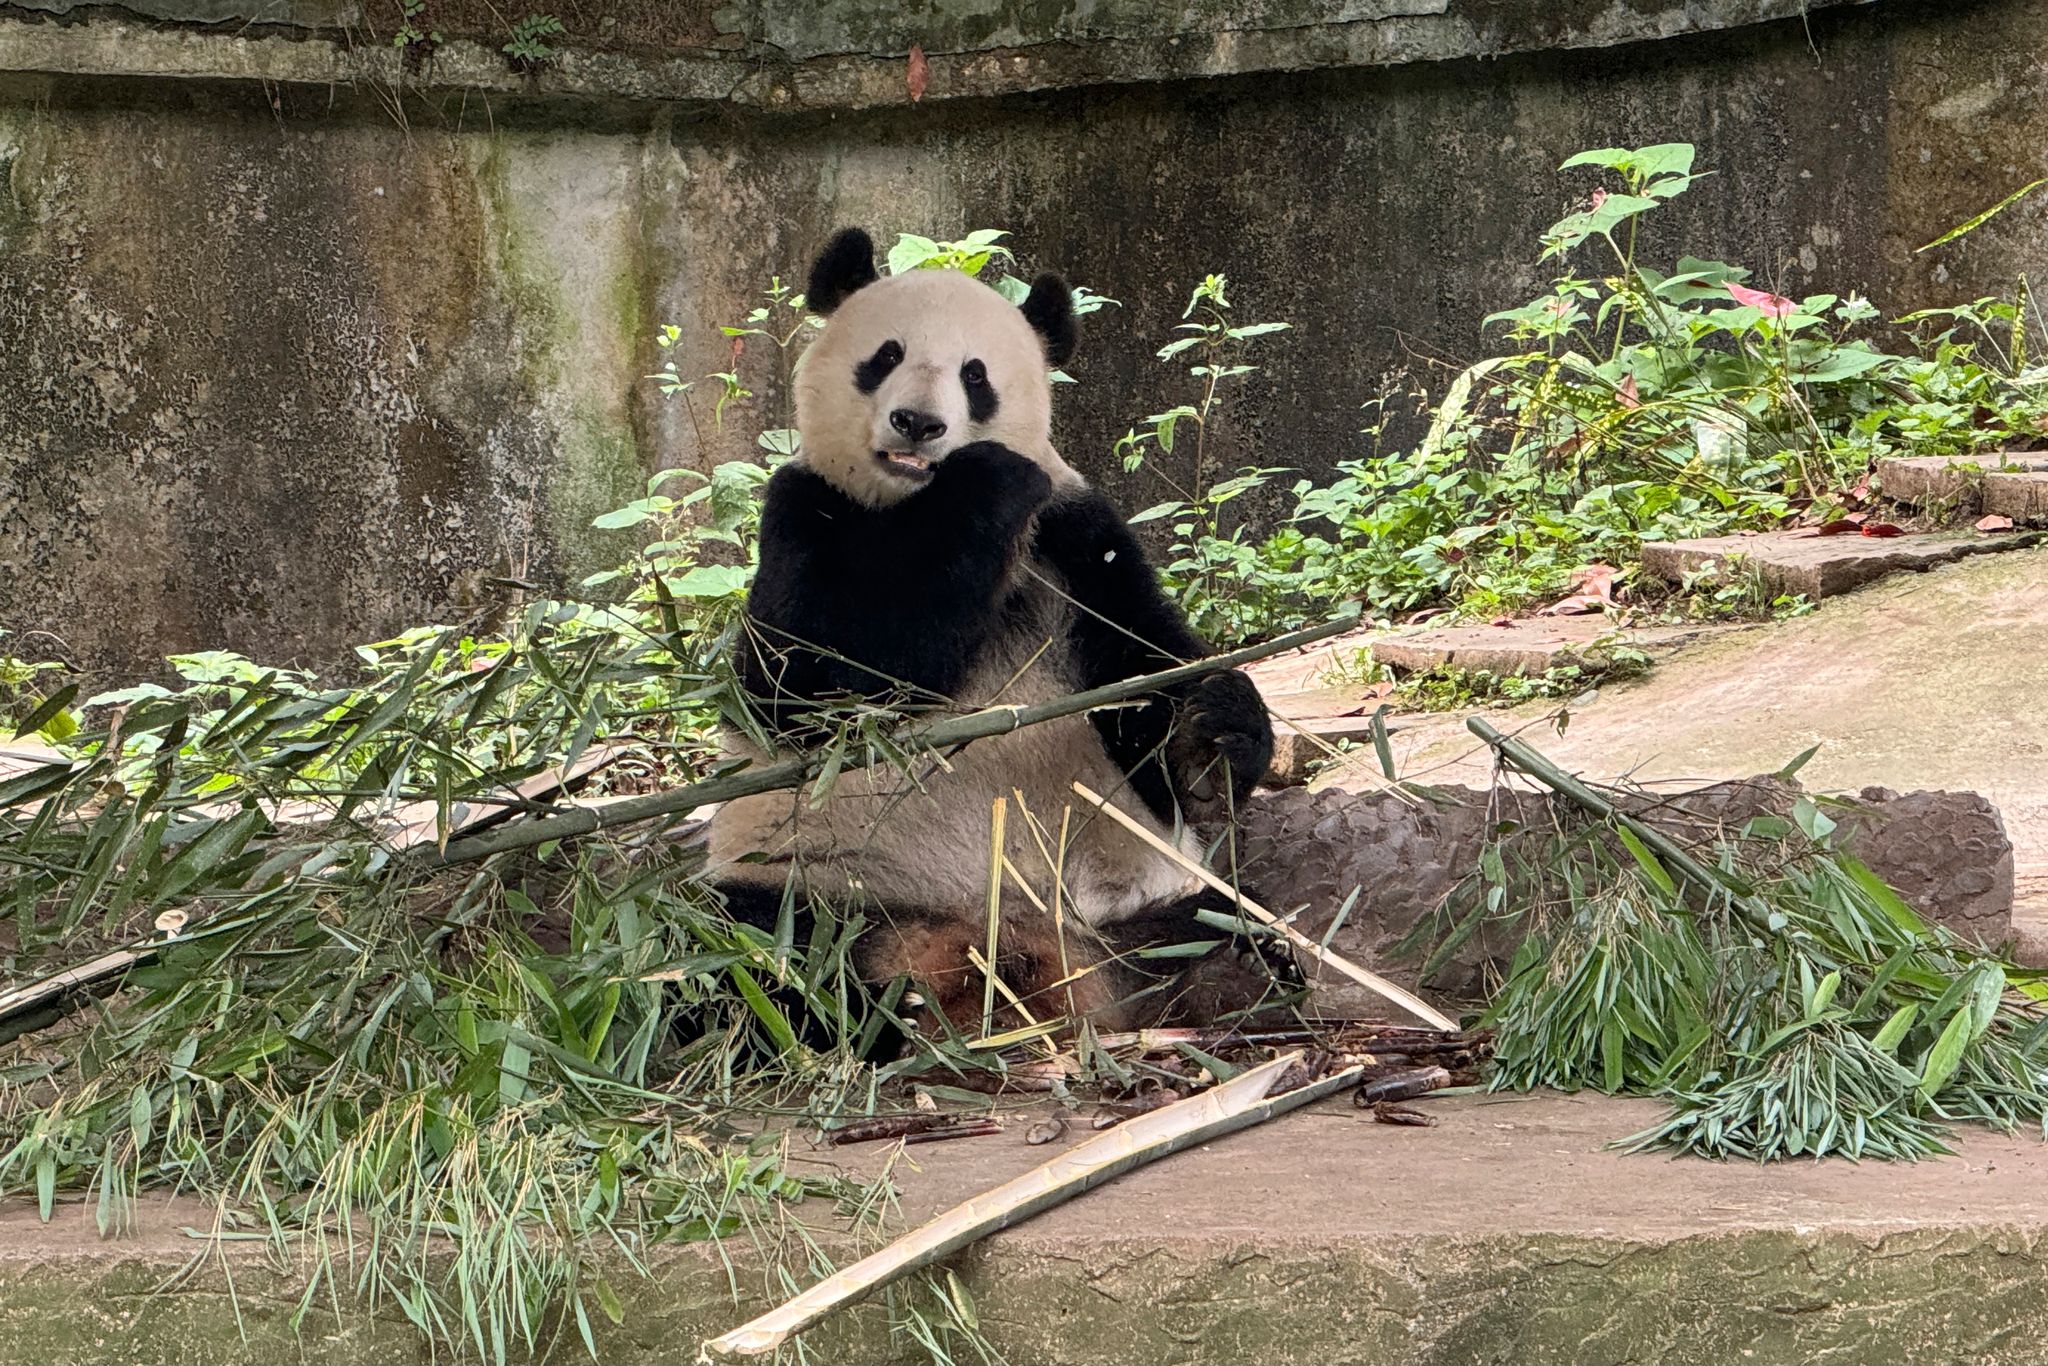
top-left (699, 1050), bottom-right (1357, 1359)
top-left (1464, 717), bottom-right (1778, 932)
top-left (435, 612), bottom-right (1361, 866)
top-left (1070, 781), bottom-right (1459, 1032)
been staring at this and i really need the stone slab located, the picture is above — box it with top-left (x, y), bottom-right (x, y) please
top-left (1986, 470), bottom-right (2048, 523)
top-left (9, 1092), bottom-right (2048, 1364)
top-left (1640, 528), bottom-right (2044, 599)
top-left (1876, 451), bottom-right (2048, 509)
top-left (1367, 617), bottom-right (1717, 678)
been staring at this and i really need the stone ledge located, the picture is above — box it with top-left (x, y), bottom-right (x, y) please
top-left (0, 0), bottom-right (1878, 111)
top-left (6, 1092), bottom-right (2048, 1364)
top-left (1640, 528), bottom-right (2044, 600)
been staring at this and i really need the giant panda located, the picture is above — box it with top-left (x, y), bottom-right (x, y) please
top-left (703, 228), bottom-right (1285, 1038)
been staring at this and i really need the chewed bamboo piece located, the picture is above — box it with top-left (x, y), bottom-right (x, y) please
top-left (1070, 780), bottom-right (1459, 1032)
top-left (698, 1051), bottom-right (1358, 1360)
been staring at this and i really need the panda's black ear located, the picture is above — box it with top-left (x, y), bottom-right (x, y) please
top-left (807, 228), bottom-right (879, 315)
top-left (1020, 274), bottom-right (1077, 368)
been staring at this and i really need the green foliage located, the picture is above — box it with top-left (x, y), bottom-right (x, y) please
top-left (1124, 142), bottom-right (2048, 647)
top-left (392, 0), bottom-right (441, 51)
top-left (1463, 806), bottom-right (2048, 1161)
top-left (503, 12), bottom-right (563, 68)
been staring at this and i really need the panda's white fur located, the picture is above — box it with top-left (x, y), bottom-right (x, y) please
top-left (792, 269), bottom-right (1086, 510)
top-left (707, 268), bottom-right (1201, 928)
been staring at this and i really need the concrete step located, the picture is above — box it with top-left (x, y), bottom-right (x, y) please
top-left (18, 1094), bottom-right (2048, 1364)
top-left (1640, 527), bottom-right (2043, 599)
top-left (1877, 450), bottom-right (2048, 522)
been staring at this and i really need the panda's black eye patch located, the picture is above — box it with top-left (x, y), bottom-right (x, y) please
top-left (855, 340), bottom-right (904, 395)
top-left (961, 358), bottom-right (999, 423)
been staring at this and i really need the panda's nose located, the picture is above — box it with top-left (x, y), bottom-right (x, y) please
top-left (889, 408), bottom-right (948, 444)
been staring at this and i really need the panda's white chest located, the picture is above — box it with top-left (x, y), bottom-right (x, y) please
top-left (705, 567), bottom-right (1201, 924)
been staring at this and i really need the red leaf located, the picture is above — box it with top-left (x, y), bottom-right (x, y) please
top-left (730, 335), bottom-right (745, 365)
top-left (907, 44), bottom-right (930, 102)
top-left (1859, 522), bottom-right (1906, 538)
top-left (1442, 546), bottom-right (1467, 564)
top-left (1814, 519), bottom-right (1858, 536)
top-left (1727, 281), bottom-right (1796, 319)
top-left (1589, 188), bottom-right (1607, 211)
top-left (1977, 514), bottom-right (2016, 533)
top-left (1616, 374), bottom-right (1641, 410)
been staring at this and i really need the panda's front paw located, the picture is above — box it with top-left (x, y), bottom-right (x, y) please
top-left (1166, 670), bottom-right (1274, 819)
top-left (934, 441), bottom-right (1054, 517)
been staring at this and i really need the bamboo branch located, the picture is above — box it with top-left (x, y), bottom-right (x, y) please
top-left (1464, 717), bottom-right (1777, 929)
top-left (436, 613), bottom-right (1360, 866)
top-left (1070, 781), bottom-right (1460, 1032)
top-left (699, 1050), bottom-right (1358, 1359)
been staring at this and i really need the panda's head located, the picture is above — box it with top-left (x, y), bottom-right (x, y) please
top-left (794, 227), bottom-right (1084, 508)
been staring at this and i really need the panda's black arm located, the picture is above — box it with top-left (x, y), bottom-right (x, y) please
top-left (1033, 490), bottom-right (1274, 822)
top-left (742, 447), bottom-right (1052, 728)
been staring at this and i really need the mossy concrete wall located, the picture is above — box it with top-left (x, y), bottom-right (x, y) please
top-left (11, 1093), bottom-right (2048, 1364)
top-left (4, 0), bottom-right (2046, 679)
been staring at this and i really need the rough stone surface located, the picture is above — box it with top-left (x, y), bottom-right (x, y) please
top-left (9, 0), bottom-right (2048, 679)
top-left (0, 83), bottom-right (668, 680)
top-left (1352, 548), bottom-right (2048, 958)
top-left (10, 1092), bottom-right (2048, 1363)
top-left (1233, 777), bottom-right (2012, 1005)
top-left (1986, 470), bottom-right (2048, 523)
top-left (1639, 528), bottom-right (2043, 599)
top-left (1876, 451), bottom-right (2048, 509)
top-left (1368, 617), bottom-right (1717, 677)
top-left (2, 1), bottom-right (1874, 112)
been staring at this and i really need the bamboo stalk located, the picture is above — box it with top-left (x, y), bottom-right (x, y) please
top-left (1463, 717), bottom-right (1776, 930)
top-left (982, 797), bottom-right (1008, 1038)
top-left (1070, 781), bottom-right (1459, 1032)
top-left (436, 612), bottom-right (1360, 866)
top-left (698, 1051), bottom-right (1358, 1359)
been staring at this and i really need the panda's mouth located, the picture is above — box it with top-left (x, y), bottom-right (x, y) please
top-left (875, 449), bottom-right (936, 480)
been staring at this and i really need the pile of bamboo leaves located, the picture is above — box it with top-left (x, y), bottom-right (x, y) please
top-left (1461, 720), bottom-right (2048, 1160)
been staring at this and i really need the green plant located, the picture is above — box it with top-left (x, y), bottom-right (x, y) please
top-left (1458, 799), bottom-right (2048, 1160)
top-left (1118, 275), bottom-right (1294, 642)
top-left (503, 12), bottom-right (563, 69)
top-left (392, 0), bottom-right (441, 54)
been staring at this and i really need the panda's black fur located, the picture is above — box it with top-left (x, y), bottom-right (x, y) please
top-left (703, 228), bottom-right (1291, 1042)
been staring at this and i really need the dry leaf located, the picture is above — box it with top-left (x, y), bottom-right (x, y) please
top-left (907, 44), bottom-right (929, 102)
top-left (1977, 514), bottom-right (2016, 533)
top-left (1616, 374), bottom-right (1641, 410)
top-left (1814, 519), bottom-right (1858, 536)
top-left (1859, 522), bottom-right (1906, 538)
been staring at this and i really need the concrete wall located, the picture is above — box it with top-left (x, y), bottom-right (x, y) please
top-left (3, 0), bottom-right (2045, 680)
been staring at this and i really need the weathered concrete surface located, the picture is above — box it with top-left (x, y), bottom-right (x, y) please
top-left (0, 84), bottom-right (668, 678)
top-left (9, 1092), bottom-right (2048, 1363)
top-left (1640, 528), bottom-right (2043, 599)
top-left (2, 1), bottom-right (1875, 111)
top-left (1367, 616), bottom-right (1718, 678)
top-left (1237, 778), bottom-right (2013, 1003)
top-left (10, 0), bottom-right (2048, 679)
top-left (1338, 547), bottom-right (2048, 951)
top-left (1878, 451), bottom-right (2048, 506)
